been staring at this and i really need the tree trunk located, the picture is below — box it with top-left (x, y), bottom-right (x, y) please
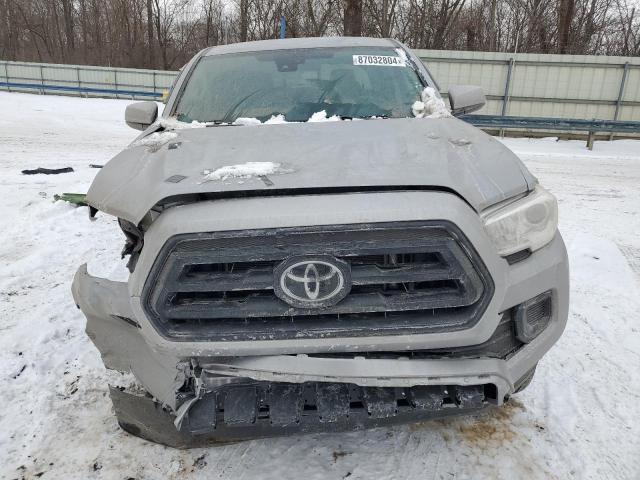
top-left (147, 0), bottom-right (154, 67)
top-left (489, 0), bottom-right (497, 51)
top-left (344, 0), bottom-right (363, 36)
top-left (240, 0), bottom-right (248, 41)
top-left (558, 0), bottom-right (575, 53)
top-left (62, 0), bottom-right (75, 50)
top-left (1, 0), bottom-right (8, 58)
top-left (466, 24), bottom-right (476, 50)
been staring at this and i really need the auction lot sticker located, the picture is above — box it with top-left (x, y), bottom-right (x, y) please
top-left (352, 55), bottom-right (406, 67)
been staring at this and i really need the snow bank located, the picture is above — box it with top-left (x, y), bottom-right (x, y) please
top-left (412, 87), bottom-right (451, 118)
top-left (2, 92), bottom-right (640, 480)
top-left (201, 162), bottom-right (282, 182)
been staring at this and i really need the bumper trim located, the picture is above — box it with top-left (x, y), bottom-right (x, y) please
top-left (200, 355), bottom-right (513, 400)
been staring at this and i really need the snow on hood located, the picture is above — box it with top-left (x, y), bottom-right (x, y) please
top-left (129, 130), bottom-right (178, 152)
top-left (200, 162), bottom-right (282, 182)
top-left (88, 116), bottom-right (535, 224)
top-left (129, 117), bottom-right (213, 151)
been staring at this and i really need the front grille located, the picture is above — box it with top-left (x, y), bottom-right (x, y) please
top-left (142, 221), bottom-right (494, 341)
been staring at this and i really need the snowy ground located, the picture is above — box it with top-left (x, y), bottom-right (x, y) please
top-left (1, 92), bottom-right (639, 480)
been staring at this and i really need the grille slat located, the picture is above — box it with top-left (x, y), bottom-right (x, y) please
top-left (171, 263), bottom-right (464, 293)
top-left (143, 222), bottom-right (494, 341)
top-left (165, 287), bottom-right (479, 320)
top-left (351, 263), bottom-right (460, 285)
top-left (175, 267), bottom-right (274, 292)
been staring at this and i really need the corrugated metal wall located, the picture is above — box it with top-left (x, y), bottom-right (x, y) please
top-left (415, 50), bottom-right (640, 121)
top-left (2, 51), bottom-right (639, 121)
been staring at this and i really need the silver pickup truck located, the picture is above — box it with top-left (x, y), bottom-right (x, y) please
top-left (72, 37), bottom-right (568, 447)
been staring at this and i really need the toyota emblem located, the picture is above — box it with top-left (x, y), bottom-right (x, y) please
top-left (274, 256), bottom-right (351, 308)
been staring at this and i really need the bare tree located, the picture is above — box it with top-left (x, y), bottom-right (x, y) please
top-left (240, 0), bottom-right (248, 41)
top-left (147, 0), bottom-right (155, 67)
top-left (557, 0), bottom-right (575, 52)
top-left (365, 0), bottom-right (398, 37)
top-left (344, 0), bottom-right (363, 35)
top-left (1, 0), bottom-right (638, 69)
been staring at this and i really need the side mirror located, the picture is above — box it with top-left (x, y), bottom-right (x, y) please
top-left (125, 101), bottom-right (158, 130)
top-left (448, 85), bottom-right (486, 115)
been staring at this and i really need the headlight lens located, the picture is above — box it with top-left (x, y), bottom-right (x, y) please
top-left (482, 186), bottom-right (558, 256)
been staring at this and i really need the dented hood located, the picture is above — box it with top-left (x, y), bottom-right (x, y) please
top-left (87, 117), bottom-right (535, 224)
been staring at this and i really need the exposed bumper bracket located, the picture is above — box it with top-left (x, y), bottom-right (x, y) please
top-left (110, 380), bottom-right (493, 448)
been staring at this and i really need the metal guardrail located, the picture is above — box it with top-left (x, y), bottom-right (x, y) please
top-left (0, 81), bottom-right (162, 98)
top-left (463, 115), bottom-right (640, 133)
top-left (463, 114), bottom-right (640, 149)
top-left (1, 60), bottom-right (175, 100)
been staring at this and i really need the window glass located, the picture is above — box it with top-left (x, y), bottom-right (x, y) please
top-left (175, 47), bottom-right (427, 123)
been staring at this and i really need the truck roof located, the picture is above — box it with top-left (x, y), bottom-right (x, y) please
top-left (204, 37), bottom-right (398, 56)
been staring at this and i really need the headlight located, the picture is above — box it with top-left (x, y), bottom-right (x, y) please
top-left (482, 186), bottom-right (558, 256)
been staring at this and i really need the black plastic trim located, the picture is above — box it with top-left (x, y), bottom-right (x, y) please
top-left (110, 381), bottom-right (491, 447)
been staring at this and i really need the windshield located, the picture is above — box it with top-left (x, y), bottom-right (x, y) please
top-left (174, 47), bottom-right (427, 123)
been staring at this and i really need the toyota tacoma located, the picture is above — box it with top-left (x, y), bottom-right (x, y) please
top-left (72, 37), bottom-right (569, 447)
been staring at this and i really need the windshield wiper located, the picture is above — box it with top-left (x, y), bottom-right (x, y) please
top-left (221, 89), bottom-right (263, 123)
top-left (336, 115), bottom-right (390, 120)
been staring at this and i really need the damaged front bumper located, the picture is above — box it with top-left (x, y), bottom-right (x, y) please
top-left (109, 380), bottom-right (491, 448)
top-left (72, 227), bottom-right (568, 447)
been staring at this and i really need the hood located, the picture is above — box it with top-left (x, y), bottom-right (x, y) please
top-left (87, 117), bottom-right (535, 224)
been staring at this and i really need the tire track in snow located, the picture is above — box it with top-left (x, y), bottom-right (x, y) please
top-left (618, 244), bottom-right (640, 279)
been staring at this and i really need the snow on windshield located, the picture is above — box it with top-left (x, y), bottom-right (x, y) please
top-left (233, 117), bottom-right (263, 126)
top-left (138, 86), bottom-right (450, 151)
top-left (307, 111), bottom-right (341, 122)
top-left (159, 117), bottom-right (212, 129)
top-left (412, 87), bottom-right (451, 118)
top-left (231, 111), bottom-right (341, 125)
